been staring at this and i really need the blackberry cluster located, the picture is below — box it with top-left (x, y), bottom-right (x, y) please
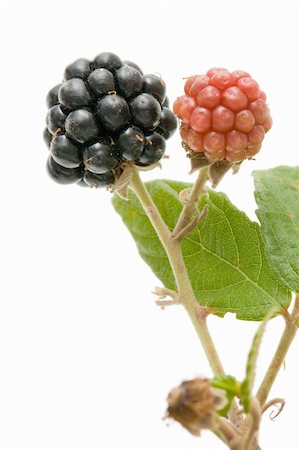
top-left (173, 68), bottom-right (272, 163)
top-left (44, 52), bottom-right (177, 187)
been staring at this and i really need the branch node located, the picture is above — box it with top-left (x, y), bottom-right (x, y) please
top-left (178, 188), bottom-right (192, 205)
top-left (172, 167), bottom-right (209, 239)
top-left (172, 205), bottom-right (209, 241)
top-left (152, 287), bottom-right (180, 308)
top-left (195, 305), bottom-right (211, 321)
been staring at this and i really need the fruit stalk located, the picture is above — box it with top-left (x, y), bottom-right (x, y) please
top-left (242, 398), bottom-right (261, 450)
top-left (172, 167), bottom-right (209, 239)
top-left (256, 297), bottom-right (298, 406)
top-left (130, 168), bottom-right (226, 375)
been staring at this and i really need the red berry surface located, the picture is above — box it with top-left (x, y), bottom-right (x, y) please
top-left (173, 68), bottom-right (272, 163)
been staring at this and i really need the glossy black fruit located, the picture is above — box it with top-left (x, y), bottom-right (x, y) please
top-left (156, 107), bottom-right (177, 139)
top-left (83, 170), bottom-right (115, 187)
top-left (65, 109), bottom-right (99, 143)
top-left (47, 156), bottom-right (83, 184)
top-left (122, 60), bottom-right (143, 75)
top-left (93, 52), bottom-right (122, 71)
top-left (87, 68), bottom-right (115, 97)
top-left (64, 58), bottom-right (91, 80)
top-left (45, 52), bottom-right (177, 189)
top-left (50, 134), bottom-right (82, 168)
top-left (136, 132), bottom-right (166, 165)
top-left (142, 74), bottom-right (166, 104)
top-left (130, 93), bottom-right (161, 129)
top-left (46, 105), bottom-right (66, 134)
top-left (43, 128), bottom-right (53, 148)
top-left (58, 79), bottom-right (91, 109)
top-left (118, 126), bottom-right (144, 161)
top-left (83, 142), bottom-right (119, 174)
top-left (162, 97), bottom-right (169, 108)
top-left (116, 65), bottom-right (143, 98)
top-left (46, 83), bottom-right (62, 109)
top-left (97, 95), bottom-right (130, 131)
top-left (76, 179), bottom-right (89, 188)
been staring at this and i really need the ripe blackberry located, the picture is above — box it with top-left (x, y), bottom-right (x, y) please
top-left (130, 93), bottom-right (161, 129)
top-left (46, 105), bottom-right (66, 134)
top-left (83, 142), bottom-right (119, 174)
top-left (65, 109), bottom-right (99, 143)
top-left (44, 52), bottom-right (177, 188)
top-left (43, 128), bottom-right (53, 148)
top-left (96, 95), bottom-right (130, 131)
top-left (64, 58), bottom-right (91, 80)
top-left (174, 68), bottom-right (272, 163)
top-left (136, 132), bottom-right (166, 166)
top-left (162, 97), bottom-right (170, 108)
top-left (84, 170), bottom-right (116, 188)
top-left (87, 69), bottom-right (115, 97)
top-left (116, 65), bottom-right (143, 98)
top-left (50, 135), bottom-right (82, 168)
top-left (117, 126), bottom-right (145, 161)
top-left (122, 60), bottom-right (143, 75)
top-left (93, 52), bottom-right (122, 71)
top-left (142, 74), bottom-right (166, 104)
top-left (46, 83), bottom-right (62, 108)
top-left (47, 156), bottom-right (83, 184)
top-left (157, 107), bottom-right (178, 139)
top-left (58, 78), bottom-right (91, 109)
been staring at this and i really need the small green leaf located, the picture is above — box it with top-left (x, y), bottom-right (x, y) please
top-left (253, 166), bottom-right (299, 292)
top-left (112, 180), bottom-right (291, 321)
top-left (210, 375), bottom-right (240, 417)
top-left (210, 375), bottom-right (240, 396)
top-left (240, 310), bottom-right (273, 412)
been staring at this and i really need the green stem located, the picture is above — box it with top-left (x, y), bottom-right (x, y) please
top-left (129, 168), bottom-right (244, 426)
top-left (256, 300), bottom-right (298, 406)
top-left (172, 167), bottom-right (209, 238)
top-left (130, 169), bottom-right (225, 376)
top-left (213, 415), bottom-right (240, 447)
top-left (242, 398), bottom-right (261, 450)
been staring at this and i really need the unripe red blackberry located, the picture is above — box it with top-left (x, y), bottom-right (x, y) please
top-left (44, 52), bottom-right (177, 188)
top-left (173, 68), bottom-right (272, 163)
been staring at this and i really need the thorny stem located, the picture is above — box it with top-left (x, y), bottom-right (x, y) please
top-left (127, 169), bottom-right (298, 449)
top-left (195, 307), bottom-right (226, 375)
top-left (130, 169), bottom-right (225, 375)
top-left (256, 296), bottom-right (298, 406)
top-left (129, 168), bottom-right (241, 425)
top-left (237, 296), bottom-right (299, 450)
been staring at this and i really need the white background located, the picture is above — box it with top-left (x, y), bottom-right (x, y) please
top-left (0, 0), bottom-right (298, 449)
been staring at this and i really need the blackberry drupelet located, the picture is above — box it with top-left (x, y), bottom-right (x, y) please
top-left (83, 142), bottom-right (119, 174)
top-left (44, 52), bottom-right (177, 188)
top-left (117, 126), bottom-right (145, 161)
top-left (47, 156), bottom-right (83, 184)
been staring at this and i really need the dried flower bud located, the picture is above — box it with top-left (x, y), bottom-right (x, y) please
top-left (166, 378), bottom-right (227, 436)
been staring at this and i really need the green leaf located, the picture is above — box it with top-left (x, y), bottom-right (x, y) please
top-left (112, 180), bottom-right (291, 321)
top-left (253, 166), bottom-right (299, 292)
top-left (210, 375), bottom-right (240, 396)
top-left (240, 310), bottom-right (273, 412)
top-left (210, 375), bottom-right (240, 417)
